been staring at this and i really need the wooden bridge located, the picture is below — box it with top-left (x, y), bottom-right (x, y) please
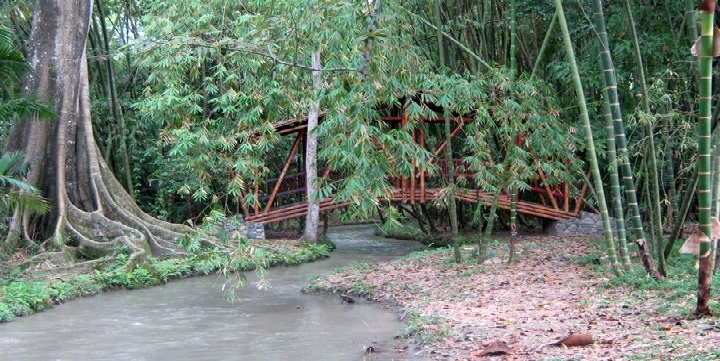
top-left (244, 106), bottom-right (587, 225)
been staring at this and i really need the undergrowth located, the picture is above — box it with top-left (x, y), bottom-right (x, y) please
top-left (577, 242), bottom-right (720, 315)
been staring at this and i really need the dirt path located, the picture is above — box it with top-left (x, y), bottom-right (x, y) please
top-left (306, 235), bottom-right (720, 360)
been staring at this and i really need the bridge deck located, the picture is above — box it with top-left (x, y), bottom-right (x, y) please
top-left (245, 187), bottom-right (578, 224)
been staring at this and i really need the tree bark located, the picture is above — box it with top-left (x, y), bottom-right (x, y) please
top-left (303, 50), bottom-right (321, 243)
top-left (3, 0), bottom-right (189, 262)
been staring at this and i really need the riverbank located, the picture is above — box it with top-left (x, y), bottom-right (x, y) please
top-left (305, 234), bottom-right (720, 360)
top-left (0, 238), bottom-right (330, 323)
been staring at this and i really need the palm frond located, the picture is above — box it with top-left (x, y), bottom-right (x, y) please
top-left (0, 49), bottom-right (30, 83)
top-left (0, 191), bottom-right (49, 215)
top-left (0, 97), bottom-right (55, 121)
top-left (0, 175), bottom-right (40, 193)
top-left (0, 150), bottom-right (26, 176)
top-left (0, 151), bottom-right (41, 193)
top-left (0, 25), bottom-right (29, 84)
top-left (0, 25), bottom-right (14, 53)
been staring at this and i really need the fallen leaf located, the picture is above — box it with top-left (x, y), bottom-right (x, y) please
top-left (554, 333), bottom-right (595, 347)
top-left (478, 340), bottom-right (513, 356)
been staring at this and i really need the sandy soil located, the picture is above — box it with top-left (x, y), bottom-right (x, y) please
top-left (307, 235), bottom-right (720, 360)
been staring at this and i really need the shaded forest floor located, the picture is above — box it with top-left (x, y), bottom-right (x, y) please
top-left (305, 234), bottom-right (720, 360)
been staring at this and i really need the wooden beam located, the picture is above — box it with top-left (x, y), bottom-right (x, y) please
top-left (265, 133), bottom-right (302, 214)
top-left (531, 153), bottom-right (559, 210)
top-left (321, 165), bottom-right (332, 179)
top-left (419, 119), bottom-right (426, 203)
top-left (240, 193), bottom-right (249, 219)
top-left (405, 106), bottom-right (416, 204)
top-left (433, 120), bottom-right (466, 157)
top-left (574, 169), bottom-right (592, 215)
top-left (253, 181), bottom-right (260, 216)
top-left (401, 107), bottom-right (408, 203)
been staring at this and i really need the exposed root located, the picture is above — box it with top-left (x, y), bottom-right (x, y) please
top-left (20, 249), bottom-right (73, 270)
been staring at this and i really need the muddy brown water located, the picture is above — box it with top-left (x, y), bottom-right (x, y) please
top-left (0, 225), bottom-right (429, 361)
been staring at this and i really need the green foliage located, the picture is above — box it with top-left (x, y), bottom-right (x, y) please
top-left (585, 246), bottom-right (720, 315)
top-left (377, 223), bottom-right (425, 240)
top-left (270, 242), bottom-right (331, 266)
top-left (0, 281), bottom-right (51, 317)
top-left (149, 257), bottom-right (193, 283)
top-left (0, 151), bottom-right (50, 217)
top-left (130, 0), bottom-right (440, 217)
top-left (0, 301), bottom-right (13, 322)
top-left (0, 24), bottom-right (29, 86)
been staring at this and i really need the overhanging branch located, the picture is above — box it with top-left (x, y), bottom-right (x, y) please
top-left (149, 39), bottom-right (360, 73)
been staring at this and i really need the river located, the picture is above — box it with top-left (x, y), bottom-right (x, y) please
top-left (0, 225), bottom-right (428, 361)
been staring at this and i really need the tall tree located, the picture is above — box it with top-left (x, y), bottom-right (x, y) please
top-left (3, 0), bottom-right (188, 261)
top-left (303, 50), bottom-right (322, 244)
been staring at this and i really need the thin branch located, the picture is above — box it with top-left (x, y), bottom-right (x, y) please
top-left (398, 4), bottom-right (492, 71)
top-left (150, 39), bottom-right (359, 73)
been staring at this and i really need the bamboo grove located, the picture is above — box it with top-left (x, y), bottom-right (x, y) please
top-left (1, 0), bottom-right (720, 314)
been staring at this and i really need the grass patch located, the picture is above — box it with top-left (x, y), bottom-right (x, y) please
top-left (399, 310), bottom-right (451, 344)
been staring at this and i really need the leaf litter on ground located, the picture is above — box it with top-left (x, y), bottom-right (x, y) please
top-left (305, 233), bottom-right (720, 360)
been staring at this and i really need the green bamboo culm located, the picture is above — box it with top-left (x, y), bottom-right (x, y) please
top-left (531, 11), bottom-right (557, 79)
top-left (554, 0), bottom-right (623, 276)
top-left (621, 0), bottom-right (666, 276)
top-left (592, 0), bottom-right (631, 271)
top-left (695, 0), bottom-right (715, 317)
top-left (509, 0), bottom-right (517, 74)
top-left (688, 0), bottom-right (700, 40)
top-left (602, 95), bottom-right (632, 269)
top-left (433, 1), bottom-right (461, 263)
top-left (590, 0), bottom-right (647, 253)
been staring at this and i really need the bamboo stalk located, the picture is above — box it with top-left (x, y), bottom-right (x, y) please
top-left (531, 11), bottom-right (557, 78)
top-left (557, 0), bottom-right (624, 276)
top-left (600, 93), bottom-right (631, 268)
top-left (434, 0), bottom-right (460, 263)
top-left (622, 0), bottom-right (666, 276)
top-left (695, 0), bottom-right (715, 316)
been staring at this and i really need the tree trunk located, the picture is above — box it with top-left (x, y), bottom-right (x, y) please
top-left (3, 0), bottom-right (189, 262)
top-left (303, 50), bottom-right (321, 244)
